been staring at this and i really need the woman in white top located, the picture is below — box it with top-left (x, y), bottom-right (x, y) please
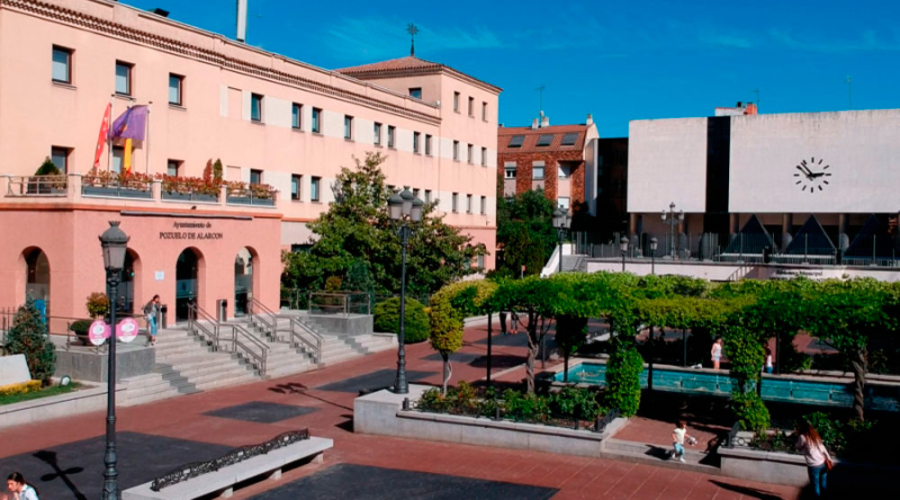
top-left (6, 472), bottom-right (38, 500)
top-left (710, 337), bottom-right (723, 370)
top-left (796, 421), bottom-right (832, 497)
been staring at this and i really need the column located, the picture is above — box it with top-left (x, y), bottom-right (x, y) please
top-left (781, 213), bottom-right (793, 252)
top-left (838, 213), bottom-right (850, 251)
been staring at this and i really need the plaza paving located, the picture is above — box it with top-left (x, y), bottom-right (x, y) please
top-left (0, 320), bottom-right (802, 499)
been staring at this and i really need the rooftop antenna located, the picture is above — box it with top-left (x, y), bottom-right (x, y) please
top-left (845, 76), bottom-right (852, 110)
top-left (407, 23), bottom-right (419, 56)
top-left (751, 88), bottom-right (760, 107)
top-left (535, 85), bottom-right (546, 117)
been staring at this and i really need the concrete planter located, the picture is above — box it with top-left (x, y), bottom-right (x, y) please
top-left (162, 191), bottom-right (218, 203)
top-left (354, 385), bottom-right (628, 458)
top-left (226, 195), bottom-right (275, 206)
top-left (0, 383), bottom-right (122, 430)
top-left (55, 343), bottom-right (155, 382)
top-left (82, 185), bottom-right (152, 199)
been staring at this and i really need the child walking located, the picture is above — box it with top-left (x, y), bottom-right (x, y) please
top-left (671, 420), bottom-right (696, 463)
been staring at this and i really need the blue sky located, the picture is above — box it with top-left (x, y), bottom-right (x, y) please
top-left (126, 0), bottom-right (900, 137)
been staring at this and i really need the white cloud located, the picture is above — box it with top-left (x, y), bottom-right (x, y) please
top-left (768, 28), bottom-right (900, 52)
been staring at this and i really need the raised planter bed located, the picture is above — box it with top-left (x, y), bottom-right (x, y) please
top-left (0, 382), bottom-right (113, 430)
top-left (162, 191), bottom-right (218, 203)
top-left (226, 195), bottom-right (275, 206)
top-left (82, 185), bottom-right (152, 199)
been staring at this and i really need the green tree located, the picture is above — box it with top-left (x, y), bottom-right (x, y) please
top-left (281, 152), bottom-right (486, 297)
top-left (5, 298), bottom-right (57, 385)
top-left (374, 297), bottom-right (430, 344)
top-left (35, 157), bottom-right (61, 176)
top-left (496, 189), bottom-right (557, 278)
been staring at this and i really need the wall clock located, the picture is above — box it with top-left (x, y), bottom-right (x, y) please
top-left (793, 157), bottom-right (832, 194)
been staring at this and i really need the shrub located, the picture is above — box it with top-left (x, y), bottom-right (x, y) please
top-left (0, 380), bottom-right (42, 397)
top-left (550, 386), bottom-right (603, 421)
top-left (732, 391), bottom-right (771, 435)
top-left (324, 276), bottom-right (343, 292)
top-left (35, 157), bottom-right (61, 176)
top-left (4, 298), bottom-right (57, 385)
top-left (502, 389), bottom-right (550, 422)
top-left (86, 292), bottom-right (109, 319)
top-left (605, 340), bottom-right (644, 416)
top-left (374, 297), bottom-right (429, 343)
top-left (69, 319), bottom-right (92, 336)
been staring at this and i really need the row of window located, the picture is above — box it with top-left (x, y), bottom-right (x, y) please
top-left (507, 132), bottom-right (579, 148)
top-left (289, 174), bottom-right (322, 202)
top-left (451, 91), bottom-right (489, 121)
top-left (503, 162), bottom-right (572, 180)
top-left (450, 193), bottom-right (488, 215)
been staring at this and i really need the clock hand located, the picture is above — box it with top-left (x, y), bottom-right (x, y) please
top-left (796, 165), bottom-right (813, 179)
top-left (810, 172), bottom-right (825, 178)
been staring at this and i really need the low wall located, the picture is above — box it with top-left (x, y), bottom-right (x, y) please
top-left (0, 383), bottom-right (124, 430)
top-left (307, 314), bottom-right (373, 336)
top-left (354, 385), bottom-right (628, 458)
top-left (55, 344), bottom-right (155, 382)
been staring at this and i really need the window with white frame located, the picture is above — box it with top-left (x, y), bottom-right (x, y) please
top-left (466, 194), bottom-right (473, 213)
top-left (452, 192), bottom-right (458, 212)
top-left (388, 126), bottom-right (396, 148)
top-left (425, 135), bottom-right (432, 155)
top-left (374, 122), bottom-right (382, 146)
top-left (453, 92), bottom-right (460, 112)
top-left (504, 162), bottom-right (517, 179)
top-left (312, 108), bottom-right (322, 133)
top-left (168, 74), bottom-right (184, 106)
top-left (291, 174), bottom-right (302, 201)
top-left (481, 147), bottom-right (487, 166)
top-left (52, 46), bottom-right (72, 84)
top-left (115, 61), bottom-right (133, 96)
top-left (480, 196), bottom-right (486, 215)
top-left (532, 161), bottom-right (545, 180)
top-left (425, 190), bottom-right (432, 203)
top-left (292, 103), bottom-right (302, 129)
top-left (467, 144), bottom-right (473, 164)
top-left (453, 141), bottom-right (460, 161)
top-left (344, 115), bottom-right (353, 140)
top-left (413, 132), bottom-right (420, 153)
top-left (311, 176), bottom-right (321, 202)
top-left (251, 93), bottom-right (264, 122)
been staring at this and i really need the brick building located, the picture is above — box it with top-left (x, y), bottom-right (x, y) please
top-left (498, 113), bottom-right (598, 214)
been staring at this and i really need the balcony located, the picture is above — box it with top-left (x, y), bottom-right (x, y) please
top-left (1, 174), bottom-right (279, 211)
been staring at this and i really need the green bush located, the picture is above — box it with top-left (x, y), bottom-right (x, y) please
top-left (374, 297), bottom-right (429, 343)
top-left (605, 340), bottom-right (644, 416)
top-left (732, 391), bottom-right (770, 435)
top-left (35, 157), bottom-right (61, 176)
top-left (549, 386), bottom-right (603, 421)
top-left (69, 320), bottom-right (92, 336)
top-left (5, 298), bottom-right (57, 385)
top-left (502, 389), bottom-right (550, 422)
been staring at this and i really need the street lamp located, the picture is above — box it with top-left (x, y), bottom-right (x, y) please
top-left (552, 207), bottom-right (570, 273)
top-left (650, 237), bottom-right (658, 275)
top-left (620, 236), bottom-right (629, 272)
top-left (388, 186), bottom-right (423, 394)
top-left (660, 202), bottom-right (684, 259)
top-left (99, 220), bottom-right (129, 500)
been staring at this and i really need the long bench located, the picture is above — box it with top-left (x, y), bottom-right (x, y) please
top-left (123, 436), bottom-right (333, 499)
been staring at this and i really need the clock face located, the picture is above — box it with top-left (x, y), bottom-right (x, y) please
top-left (793, 156), bottom-right (832, 194)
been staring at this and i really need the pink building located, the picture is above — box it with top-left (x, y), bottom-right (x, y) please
top-left (0, 0), bottom-right (500, 328)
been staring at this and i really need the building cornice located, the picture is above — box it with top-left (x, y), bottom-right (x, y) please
top-left (0, 0), bottom-right (442, 125)
top-left (343, 66), bottom-right (503, 96)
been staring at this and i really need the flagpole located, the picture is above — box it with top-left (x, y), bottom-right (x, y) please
top-left (145, 101), bottom-right (152, 175)
top-left (107, 94), bottom-right (114, 174)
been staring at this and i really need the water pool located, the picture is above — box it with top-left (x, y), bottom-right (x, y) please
top-left (555, 362), bottom-right (899, 412)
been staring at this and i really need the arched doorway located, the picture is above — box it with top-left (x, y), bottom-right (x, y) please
top-left (234, 248), bottom-right (254, 317)
top-left (24, 248), bottom-right (50, 321)
top-left (176, 248), bottom-right (202, 321)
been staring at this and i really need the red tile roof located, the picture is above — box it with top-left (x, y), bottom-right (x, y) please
top-left (498, 124), bottom-right (590, 153)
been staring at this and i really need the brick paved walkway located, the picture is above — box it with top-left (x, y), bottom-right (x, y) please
top-left (0, 319), bottom-right (801, 499)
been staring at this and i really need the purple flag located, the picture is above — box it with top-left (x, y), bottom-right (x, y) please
top-left (109, 105), bottom-right (148, 141)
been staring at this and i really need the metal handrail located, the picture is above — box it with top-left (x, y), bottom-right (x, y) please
top-left (228, 322), bottom-right (269, 376)
top-left (287, 317), bottom-right (323, 364)
top-left (6, 175), bottom-right (68, 196)
top-left (248, 298), bottom-right (277, 339)
top-left (308, 292), bottom-right (371, 315)
top-left (186, 302), bottom-right (220, 350)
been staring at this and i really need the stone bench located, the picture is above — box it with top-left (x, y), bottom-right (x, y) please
top-left (123, 436), bottom-right (333, 499)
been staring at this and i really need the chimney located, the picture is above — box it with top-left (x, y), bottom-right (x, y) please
top-left (541, 115), bottom-right (549, 128)
top-left (586, 113), bottom-right (593, 126)
top-left (236, 0), bottom-right (248, 42)
top-left (531, 118), bottom-right (539, 130)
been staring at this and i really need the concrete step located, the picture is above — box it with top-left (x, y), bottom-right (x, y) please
top-left (601, 439), bottom-right (721, 475)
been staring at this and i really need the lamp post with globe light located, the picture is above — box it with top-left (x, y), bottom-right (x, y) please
top-left (388, 187), bottom-right (423, 394)
top-left (620, 236), bottom-right (629, 272)
top-left (650, 237), bottom-right (658, 275)
top-left (552, 207), bottom-right (571, 273)
top-left (661, 202), bottom-right (684, 258)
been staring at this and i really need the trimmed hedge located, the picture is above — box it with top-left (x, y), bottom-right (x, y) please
top-left (374, 297), bottom-right (429, 343)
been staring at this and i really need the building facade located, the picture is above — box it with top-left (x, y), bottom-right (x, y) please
top-left (0, 0), bottom-right (500, 328)
top-left (497, 114), bottom-right (598, 214)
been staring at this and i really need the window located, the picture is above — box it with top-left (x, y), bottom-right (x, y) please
top-left (561, 132), bottom-right (579, 146)
top-left (52, 46), bottom-right (72, 84)
top-left (111, 146), bottom-right (124, 174)
top-left (344, 115), bottom-right (353, 140)
top-left (480, 196), bottom-right (486, 215)
top-left (468, 97), bottom-right (474, 116)
top-left (291, 174), bottom-right (302, 201)
top-left (250, 169), bottom-right (262, 185)
top-left (477, 255), bottom-right (485, 268)
top-left (409, 87), bottom-right (422, 99)
top-left (504, 162), bottom-right (517, 179)
top-left (291, 244), bottom-right (312, 253)
top-left (311, 176), bottom-right (321, 202)
top-left (251, 93), bottom-right (263, 123)
top-left (425, 190), bottom-right (432, 203)
top-left (482, 102), bottom-right (487, 121)
top-left (115, 61), bottom-right (133, 96)
top-left (536, 134), bottom-right (554, 147)
top-left (166, 159), bottom-right (181, 177)
top-left (453, 92), bottom-right (460, 112)
top-left (413, 188), bottom-right (420, 198)
top-left (312, 107), bottom-right (322, 133)
top-left (558, 197), bottom-right (570, 211)
top-left (467, 144), bottom-right (473, 164)
top-left (453, 141), bottom-right (460, 161)
top-left (374, 123), bottom-right (382, 146)
top-left (292, 103), bottom-right (302, 129)
top-left (168, 74), bottom-right (184, 106)
top-left (558, 165), bottom-right (571, 178)
top-left (413, 132), bottom-right (420, 153)
top-left (481, 147), bottom-right (487, 166)
top-left (508, 135), bottom-right (525, 148)
top-left (425, 135), bottom-right (432, 155)
top-left (387, 126), bottom-right (396, 148)
top-left (533, 166), bottom-right (545, 180)
top-left (452, 192), bottom-right (459, 212)
top-left (51, 147), bottom-right (70, 174)
top-left (466, 194), bottom-right (473, 213)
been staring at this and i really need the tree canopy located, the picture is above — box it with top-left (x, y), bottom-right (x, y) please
top-left (495, 189), bottom-right (557, 279)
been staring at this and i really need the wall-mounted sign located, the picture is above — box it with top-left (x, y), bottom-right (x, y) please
top-left (159, 221), bottom-right (223, 240)
top-left (155, 271), bottom-right (165, 281)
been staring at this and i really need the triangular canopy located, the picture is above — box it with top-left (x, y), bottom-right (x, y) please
top-left (845, 214), bottom-right (895, 258)
top-left (784, 215), bottom-right (835, 255)
top-left (723, 215), bottom-right (773, 254)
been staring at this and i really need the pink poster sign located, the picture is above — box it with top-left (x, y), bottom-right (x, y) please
top-left (88, 320), bottom-right (110, 346)
top-left (116, 317), bottom-right (139, 343)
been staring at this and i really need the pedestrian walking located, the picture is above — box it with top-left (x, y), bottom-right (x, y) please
top-left (509, 311), bottom-right (519, 335)
top-left (711, 337), bottom-right (723, 370)
top-left (6, 472), bottom-right (39, 500)
top-left (499, 311), bottom-right (508, 335)
top-left (670, 420), bottom-right (696, 463)
top-left (144, 294), bottom-right (160, 346)
top-left (797, 420), bottom-right (832, 497)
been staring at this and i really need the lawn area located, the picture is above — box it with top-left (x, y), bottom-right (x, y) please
top-left (0, 382), bottom-right (82, 406)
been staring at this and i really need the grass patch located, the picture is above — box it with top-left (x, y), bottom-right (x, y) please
top-left (0, 382), bottom-right (82, 406)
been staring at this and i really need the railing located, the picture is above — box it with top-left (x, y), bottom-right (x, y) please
top-left (280, 289), bottom-right (310, 311)
top-left (225, 186), bottom-right (277, 206)
top-left (6, 175), bottom-right (67, 196)
top-left (161, 188), bottom-right (220, 203)
top-left (82, 175), bottom-right (153, 199)
top-left (186, 302), bottom-right (220, 350)
top-left (308, 292), bottom-right (371, 315)
top-left (226, 322), bottom-right (269, 376)
top-left (594, 407), bottom-right (621, 433)
top-left (248, 298), bottom-right (277, 340)
top-left (286, 317), bottom-right (323, 364)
